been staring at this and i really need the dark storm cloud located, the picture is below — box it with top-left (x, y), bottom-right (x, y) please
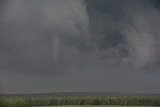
top-left (0, 0), bottom-right (160, 76)
top-left (86, 0), bottom-right (160, 71)
top-left (0, 0), bottom-right (160, 94)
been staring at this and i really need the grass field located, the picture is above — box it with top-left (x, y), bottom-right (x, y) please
top-left (34, 105), bottom-right (159, 107)
top-left (0, 96), bottom-right (160, 107)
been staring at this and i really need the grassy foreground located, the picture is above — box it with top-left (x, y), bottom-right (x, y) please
top-left (0, 96), bottom-right (160, 107)
top-left (35, 106), bottom-right (157, 107)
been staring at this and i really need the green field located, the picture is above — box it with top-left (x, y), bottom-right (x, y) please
top-left (1, 96), bottom-right (160, 107)
top-left (34, 105), bottom-right (158, 107)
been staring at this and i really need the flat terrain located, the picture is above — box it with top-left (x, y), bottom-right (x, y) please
top-left (36, 105), bottom-right (158, 107)
top-left (1, 94), bottom-right (160, 107)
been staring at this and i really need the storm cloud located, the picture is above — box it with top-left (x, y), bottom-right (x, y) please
top-left (0, 0), bottom-right (160, 93)
top-left (0, 0), bottom-right (90, 76)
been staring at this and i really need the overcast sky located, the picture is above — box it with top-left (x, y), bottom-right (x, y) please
top-left (0, 0), bottom-right (160, 94)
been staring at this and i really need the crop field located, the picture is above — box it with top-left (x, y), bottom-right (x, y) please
top-left (35, 106), bottom-right (157, 107)
top-left (33, 105), bottom-right (158, 107)
top-left (0, 96), bottom-right (160, 107)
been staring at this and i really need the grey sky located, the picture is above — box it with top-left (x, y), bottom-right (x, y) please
top-left (0, 0), bottom-right (160, 94)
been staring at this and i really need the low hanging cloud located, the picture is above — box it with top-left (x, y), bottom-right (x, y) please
top-left (0, 0), bottom-right (160, 77)
top-left (0, 0), bottom-right (90, 76)
top-left (87, 0), bottom-right (160, 71)
top-left (121, 0), bottom-right (160, 70)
